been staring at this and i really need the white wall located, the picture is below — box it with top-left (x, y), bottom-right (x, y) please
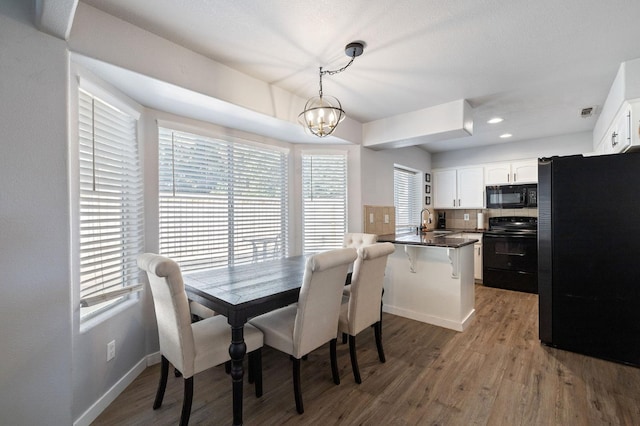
top-left (431, 131), bottom-right (592, 169)
top-left (361, 145), bottom-right (432, 207)
top-left (7, 1), bottom-right (582, 423)
top-left (0, 1), bottom-right (73, 424)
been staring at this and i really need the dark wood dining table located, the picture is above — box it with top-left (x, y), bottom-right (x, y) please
top-left (182, 255), bottom-right (308, 425)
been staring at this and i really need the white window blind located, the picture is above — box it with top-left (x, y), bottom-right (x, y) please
top-left (394, 166), bottom-right (420, 233)
top-left (158, 128), bottom-right (288, 271)
top-left (302, 154), bottom-right (347, 255)
top-left (78, 89), bottom-right (144, 317)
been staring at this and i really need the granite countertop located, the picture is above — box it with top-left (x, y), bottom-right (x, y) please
top-left (377, 232), bottom-right (479, 248)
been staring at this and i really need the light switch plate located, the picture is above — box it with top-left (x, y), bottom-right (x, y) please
top-left (369, 213), bottom-right (374, 223)
top-left (107, 340), bottom-right (115, 361)
top-left (384, 214), bottom-right (389, 224)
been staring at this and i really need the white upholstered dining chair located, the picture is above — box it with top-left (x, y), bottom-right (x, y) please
top-left (342, 232), bottom-right (378, 249)
top-left (137, 253), bottom-right (264, 426)
top-left (342, 232), bottom-right (377, 287)
top-left (338, 242), bottom-right (395, 383)
top-left (189, 300), bottom-right (216, 320)
top-left (248, 247), bottom-right (358, 414)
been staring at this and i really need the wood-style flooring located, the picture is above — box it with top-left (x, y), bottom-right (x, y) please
top-left (92, 285), bottom-right (640, 425)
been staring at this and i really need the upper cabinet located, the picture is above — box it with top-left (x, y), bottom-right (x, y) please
top-left (592, 59), bottom-right (640, 155)
top-left (433, 166), bottom-right (484, 209)
top-left (596, 102), bottom-right (638, 155)
top-left (484, 159), bottom-right (538, 185)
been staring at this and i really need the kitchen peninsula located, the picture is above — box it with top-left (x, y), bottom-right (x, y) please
top-left (378, 232), bottom-right (478, 332)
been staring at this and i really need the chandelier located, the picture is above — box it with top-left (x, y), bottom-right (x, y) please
top-left (298, 42), bottom-right (364, 137)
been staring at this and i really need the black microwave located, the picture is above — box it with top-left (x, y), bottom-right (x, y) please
top-left (486, 184), bottom-right (537, 209)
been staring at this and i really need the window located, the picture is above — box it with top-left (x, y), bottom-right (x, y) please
top-left (394, 166), bottom-right (420, 233)
top-left (77, 89), bottom-right (144, 318)
top-left (158, 128), bottom-right (288, 271)
top-left (302, 153), bottom-right (347, 254)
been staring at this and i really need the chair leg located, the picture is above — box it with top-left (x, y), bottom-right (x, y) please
top-left (348, 335), bottom-right (362, 384)
top-left (154, 356), bottom-right (169, 409)
top-left (330, 338), bottom-right (340, 385)
top-left (180, 377), bottom-right (193, 426)
top-left (292, 358), bottom-right (304, 414)
top-left (174, 367), bottom-right (182, 377)
top-left (249, 349), bottom-right (263, 398)
top-left (345, 271), bottom-right (352, 285)
top-left (342, 332), bottom-right (347, 344)
top-left (374, 320), bottom-right (386, 363)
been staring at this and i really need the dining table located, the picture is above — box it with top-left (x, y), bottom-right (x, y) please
top-left (182, 255), bottom-right (308, 425)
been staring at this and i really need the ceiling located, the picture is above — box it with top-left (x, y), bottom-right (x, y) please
top-left (78, 0), bottom-right (640, 152)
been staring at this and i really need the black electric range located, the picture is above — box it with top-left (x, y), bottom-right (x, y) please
top-left (482, 216), bottom-right (538, 293)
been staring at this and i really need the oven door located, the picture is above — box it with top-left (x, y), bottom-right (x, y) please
top-left (486, 185), bottom-right (527, 209)
top-left (482, 232), bottom-right (538, 293)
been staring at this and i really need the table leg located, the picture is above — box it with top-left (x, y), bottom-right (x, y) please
top-left (229, 324), bottom-right (246, 425)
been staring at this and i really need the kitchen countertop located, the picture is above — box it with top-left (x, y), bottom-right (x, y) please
top-left (377, 232), bottom-right (479, 248)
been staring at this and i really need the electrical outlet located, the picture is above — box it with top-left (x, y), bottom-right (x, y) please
top-left (464, 214), bottom-right (470, 221)
top-left (369, 213), bottom-right (374, 224)
top-left (384, 214), bottom-right (389, 224)
top-left (107, 340), bottom-right (116, 362)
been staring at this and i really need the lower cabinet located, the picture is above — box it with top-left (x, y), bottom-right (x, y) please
top-left (474, 241), bottom-right (482, 282)
top-left (461, 232), bottom-right (483, 282)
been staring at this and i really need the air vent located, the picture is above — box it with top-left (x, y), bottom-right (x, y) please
top-left (580, 106), bottom-right (597, 118)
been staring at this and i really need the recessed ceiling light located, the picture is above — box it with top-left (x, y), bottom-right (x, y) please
top-left (487, 117), bottom-right (504, 124)
top-left (500, 133), bottom-right (512, 138)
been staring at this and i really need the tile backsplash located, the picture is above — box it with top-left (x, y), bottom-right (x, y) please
top-left (363, 205), bottom-right (396, 235)
top-left (437, 208), bottom-right (538, 230)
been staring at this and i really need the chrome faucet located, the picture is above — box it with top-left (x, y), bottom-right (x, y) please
top-left (420, 208), bottom-right (432, 226)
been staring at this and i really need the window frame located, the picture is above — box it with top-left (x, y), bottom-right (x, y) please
top-left (394, 165), bottom-right (422, 234)
top-left (157, 126), bottom-right (290, 271)
top-left (70, 68), bottom-right (145, 324)
top-left (301, 151), bottom-right (348, 255)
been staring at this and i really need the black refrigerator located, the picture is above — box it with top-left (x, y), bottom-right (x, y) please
top-left (538, 153), bottom-right (640, 367)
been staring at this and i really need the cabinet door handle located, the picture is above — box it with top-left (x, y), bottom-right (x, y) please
top-left (612, 131), bottom-right (618, 147)
top-left (507, 173), bottom-right (510, 183)
top-left (513, 173), bottom-right (517, 182)
top-left (458, 199), bottom-right (461, 207)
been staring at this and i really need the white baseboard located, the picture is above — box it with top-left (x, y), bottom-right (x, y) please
top-left (73, 352), bottom-right (160, 426)
top-left (383, 305), bottom-right (475, 332)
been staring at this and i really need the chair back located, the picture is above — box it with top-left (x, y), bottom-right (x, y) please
top-left (137, 253), bottom-right (196, 377)
top-left (342, 233), bottom-right (377, 249)
top-left (346, 243), bottom-right (395, 335)
top-left (293, 248), bottom-right (357, 358)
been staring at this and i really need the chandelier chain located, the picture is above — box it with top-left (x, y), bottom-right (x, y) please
top-left (299, 41), bottom-right (363, 137)
top-left (318, 55), bottom-right (356, 97)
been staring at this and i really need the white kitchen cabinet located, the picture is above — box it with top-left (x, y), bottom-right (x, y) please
top-left (433, 166), bottom-right (484, 209)
top-left (599, 103), bottom-right (632, 154)
top-left (461, 232), bottom-right (483, 282)
top-left (484, 159), bottom-right (538, 185)
top-left (433, 169), bottom-right (457, 209)
top-left (484, 163), bottom-right (511, 185)
top-left (457, 167), bottom-right (485, 208)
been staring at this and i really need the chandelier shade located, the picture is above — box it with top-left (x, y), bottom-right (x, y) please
top-left (299, 41), bottom-right (364, 138)
top-left (298, 94), bottom-right (345, 137)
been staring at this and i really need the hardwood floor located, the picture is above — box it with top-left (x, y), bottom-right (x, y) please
top-left (93, 285), bottom-right (640, 425)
